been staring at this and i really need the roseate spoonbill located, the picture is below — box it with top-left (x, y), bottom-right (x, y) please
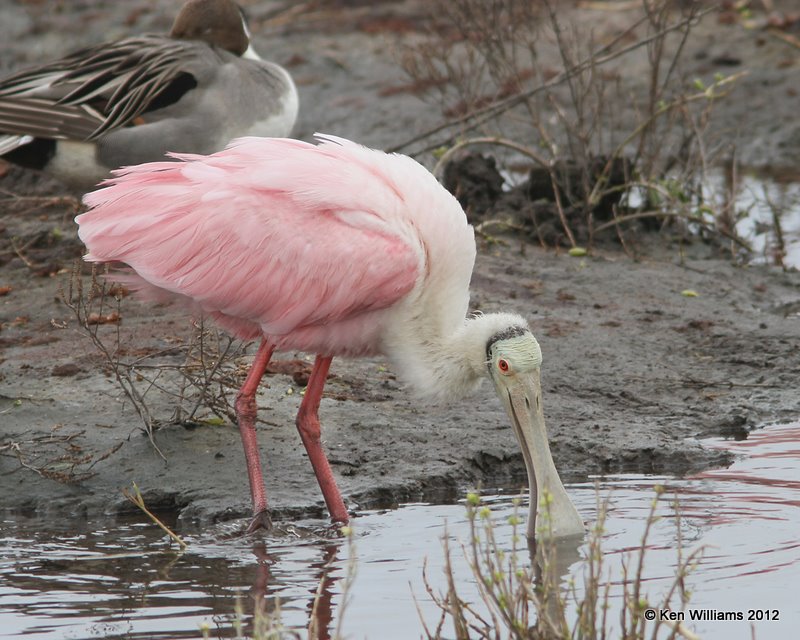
top-left (0, 0), bottom-right (297, 187)
top-left (76, 134), bottom-right (584, 539)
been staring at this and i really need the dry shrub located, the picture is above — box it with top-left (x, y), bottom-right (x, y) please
top-left (398, 1), bottom-right (748, 254)
top-left (62, 262), bottom-right (251, 455)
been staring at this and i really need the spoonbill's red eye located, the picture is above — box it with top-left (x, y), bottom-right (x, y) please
top-left (498, 359), bottom-right (509, 373)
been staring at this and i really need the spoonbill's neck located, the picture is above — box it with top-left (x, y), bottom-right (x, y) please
top-left (385, 312), bottom-right (530, 401)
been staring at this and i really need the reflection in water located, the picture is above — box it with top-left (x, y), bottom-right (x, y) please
top-left (729, 169), bottom-right (800, 268)
top-left (0, 518), bottom-right (345, 639)
top-left (1, 422), bottom-right (798, 639)
top-left (248, 540), bottom-right (340, 640)
top-left (529, 531), bottom-right (584, 637)
top-left (304, 543), bottom-right (339, 640)
top-left (571, 422), bottom-right (800, 640)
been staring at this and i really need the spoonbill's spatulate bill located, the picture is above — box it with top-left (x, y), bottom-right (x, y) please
top-left (76, 134), bottom-right (584, 539)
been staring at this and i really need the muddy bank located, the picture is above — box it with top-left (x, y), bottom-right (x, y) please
top-left (1, 1), bottom-right (799, 526)
top-left (2, 230), bottom-right (798, 524)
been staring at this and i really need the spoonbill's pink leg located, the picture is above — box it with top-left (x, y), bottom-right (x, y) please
top-left (296, 356), bottom-right (349, 524)
top-left (235, 339), bottom-right (275, 533)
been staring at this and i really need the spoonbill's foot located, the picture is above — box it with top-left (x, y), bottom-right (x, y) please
top-left (333, 507), bottom-right (358, 526)
top-left (327, 509), bottom-right (355, 534)
top-left (246, 510), bottom-right (273, 534)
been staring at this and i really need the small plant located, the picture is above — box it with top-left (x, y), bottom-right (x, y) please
top-left (421, 488), bottom-right (703, 639)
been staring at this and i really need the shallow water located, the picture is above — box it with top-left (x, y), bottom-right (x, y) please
top-left (1, 422), bottom-right (798, 639)
top-left (731, 169), bottom-right (800, 268)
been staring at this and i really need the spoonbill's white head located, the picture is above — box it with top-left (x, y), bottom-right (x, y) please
top-left (387, 310), bottom-right (585, 539)
top-left (484, 324), bottom-right (584, 539)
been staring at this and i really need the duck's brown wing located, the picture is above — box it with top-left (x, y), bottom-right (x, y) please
top-left (0, 35), bottom-right (218, 141)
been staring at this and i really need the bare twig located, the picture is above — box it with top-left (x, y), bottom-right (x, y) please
top-left (432, 136), bottom-right (550, 179)
top-left (592, 206), bottom-right (753, 251)
top-left (391, 6), bottom-right (714, 155)
top-left (768, 28), bottom-right (800, 51)
top-left (10, 237), bottom-right (37, 269)
top-left (122, 482), bottom-right (188, 549)
top-left (0, 428), bottom-right (123, 484)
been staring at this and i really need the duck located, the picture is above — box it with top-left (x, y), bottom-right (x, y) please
top-left (0, 0), bottom-right (298, 188)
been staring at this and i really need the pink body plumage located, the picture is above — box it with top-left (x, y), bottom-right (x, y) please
top-left (78, 134), bottom-right (475, 361)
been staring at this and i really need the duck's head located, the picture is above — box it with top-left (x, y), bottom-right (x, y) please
top-left (170, 0), bottom-right (252, 57)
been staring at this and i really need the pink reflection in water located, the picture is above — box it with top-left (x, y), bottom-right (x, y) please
top-left (676, 423), bottom-right (800, 581)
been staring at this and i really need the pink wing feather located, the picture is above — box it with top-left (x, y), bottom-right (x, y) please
top-left (77, 136), bottom-right (421, 351)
